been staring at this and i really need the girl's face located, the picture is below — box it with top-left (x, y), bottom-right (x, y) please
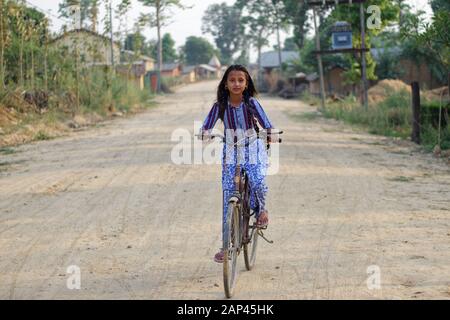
top-left (226, 70), bottom-right (247, 96)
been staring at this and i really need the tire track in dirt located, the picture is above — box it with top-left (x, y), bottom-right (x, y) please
top-left (3, 128), bottom-right (156, 298)
top-left (5, 154), bottom-right (138, 299)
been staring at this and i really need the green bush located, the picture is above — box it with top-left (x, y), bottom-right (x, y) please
top-left (314, 88), bottom-right (450, 150)
top-left (320, 89), bottom-right (411, 138)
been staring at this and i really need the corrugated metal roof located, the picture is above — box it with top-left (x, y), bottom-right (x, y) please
top-left (260, 51), bottom-right (299, 68)
top-left (306, 73), bottom-right (318, 82)
top-left (50, 28), bottom-right (121, 46)
top-left (198, 64), bottom-right (217, 72)
top-left (121, 50), bottom-right (154, 62)
top-left (162, 63), bottom-right (180, 71)
top-left (183, 65), bottom-right (196, 73)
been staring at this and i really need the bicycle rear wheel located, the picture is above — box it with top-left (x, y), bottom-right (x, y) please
top-left (223, 200), bottom-right (240, 298)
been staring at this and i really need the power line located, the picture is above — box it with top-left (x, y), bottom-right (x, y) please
top-left (22, 0), bottom-right (72, 24)
top-left (22, 0), bottom-right (133, 35)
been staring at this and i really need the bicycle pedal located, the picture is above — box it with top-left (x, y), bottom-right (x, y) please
top-left (257, 229), bottom-right (274, 244)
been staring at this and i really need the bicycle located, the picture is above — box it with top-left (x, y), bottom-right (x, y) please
top-left (197, 129), bottom-right (283, 298)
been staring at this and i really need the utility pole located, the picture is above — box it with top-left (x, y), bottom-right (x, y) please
top-left (0, 0), bottom-right (4, 89)
top-left (156, 0), bottom-right (162, 93)
top-left (75, 37), bottom-right (80, 116)
top-left (359, 2), bottom-right (368, 110)
top-left (273, 1), bottom-right (283, 79)
top-left (276, 23), bottom-right (283, 79)
top-left (109, 1), bottom-right (115, 69)
top-left (313, 7), bottom-right (326, 111)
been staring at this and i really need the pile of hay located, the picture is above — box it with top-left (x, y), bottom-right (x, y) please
top-left (0, 105), bottom-right (20, 128)
top-left (422, 86), bottom-right (449, 102)
top-left (368, 79), bottom-right (411, 104)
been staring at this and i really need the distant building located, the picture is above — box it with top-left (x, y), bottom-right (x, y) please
top-left (182, 65), bottom-right (197, 83)
top-left (121, 50), bottom-right (154, 71)
top-left (306, 73), bottom-right (320, 95)
top-left (260, 51), bottom-right (299, 92)
top-left (197, 64), bottom-right (220, 79)
top-left (50, 28), bottom-right (121, 67)
top-left (306, 66), bottom-right (352, 96)
top-left (208, 55), bottom-right (222, 69)
top-left (161, 63), bottom-right (182, 78)
top-left (260, 51), bottom-right (299, 70)
top-left (116, 50), bottom-right (155, 90)
top-left (371, 47), bottom-right (444, 90)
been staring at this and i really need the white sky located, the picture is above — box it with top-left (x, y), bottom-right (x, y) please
top-left (27, 0), bottom-right (434, 63)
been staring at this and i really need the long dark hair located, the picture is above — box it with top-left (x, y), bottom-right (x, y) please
top-left (217, 64), bottom-right (258, 122)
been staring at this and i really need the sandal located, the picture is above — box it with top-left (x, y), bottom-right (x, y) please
top-left (214, 249), bottom-right (225, 263)
top-left (256, 210), bottom-right (269, 228)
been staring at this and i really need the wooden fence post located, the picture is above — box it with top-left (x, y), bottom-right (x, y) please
top-left (411, 81), bottom-right (421, 144)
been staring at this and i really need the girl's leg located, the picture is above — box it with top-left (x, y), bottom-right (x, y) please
top-left (214, 144), bottom-right (237, 262)
top-left (244, 162), bottom-right (269, 224)
top-left (214, 164), bottom-right (236, 263)
top-left (221, 163), bottom-right (236, 243)
top-left (245, 138), bottom-right (269, 224)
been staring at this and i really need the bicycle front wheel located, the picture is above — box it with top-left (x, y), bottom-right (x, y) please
top-left (223, 200), bottom-right (241, 298)
top-left (243, 214), bottom-right (259, 270)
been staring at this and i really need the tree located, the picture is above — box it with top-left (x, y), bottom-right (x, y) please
top-left (280, 0), bottom-right (309, 50)
top-left (270, 0), bottom-right (290, 77)
top-left (234, 0), bottom-right (270, 74)
top-left (202, 3), bottom-right (243, 65)
top-left (234, 45), bottom-right (249, 66)
top-left (138, 0), bottom-right (189, 92)
top-left (160, 33), bottom-right (177, 63)
top-left (429, 0), bottom-right (450, 13)
top-left (5, 0), bottom-right (46, 88)
top-left (89, 0), bottom-right (100, 32)
top-left (401, 7), bottom-right (449, 84)
top-left (236, 0), bottom-right (289, 81)
top-left (0, 0), bottom-right (5, 88)
top-left (283, 37), bottom-right (298, 51)
top-left (330, 0), bottom-right (399, 84)
top-left (116, 0), bottom-right (131, 41)
top-left (124, 32), bottom-right (145, 53)
top-left (371, 31), bottom-right (404, 80)
top-left (181, 36), bottom-right (217, 65)
top-left (145, 33), bottom-right (178, 62)
top-left (59, 0), bottom-right (92, 28)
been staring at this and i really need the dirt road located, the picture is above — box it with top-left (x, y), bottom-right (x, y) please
top-left (0, 81), bottom-right (449, 299)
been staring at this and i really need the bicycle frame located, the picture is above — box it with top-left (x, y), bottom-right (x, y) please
top-left (226, 164), bottom-right (252, 244)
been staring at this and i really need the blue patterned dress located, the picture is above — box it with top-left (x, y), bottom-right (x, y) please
top-left (201, 97), bottom-right (274, 241)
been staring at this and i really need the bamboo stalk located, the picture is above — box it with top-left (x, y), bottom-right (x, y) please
top-left (44, 31), bottom-right (48, 92)
top-left (0, 0), bottom-right (4, 88)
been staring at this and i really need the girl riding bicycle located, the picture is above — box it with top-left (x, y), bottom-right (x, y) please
top-left (199, 64), bottom-right (274, 263)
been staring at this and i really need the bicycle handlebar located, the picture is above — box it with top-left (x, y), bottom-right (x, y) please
top-left (195, 129), bottom-right (283, 146)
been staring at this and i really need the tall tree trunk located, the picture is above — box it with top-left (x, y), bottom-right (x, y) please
top-left (19, 37), bottom-right (24, 87)
top-left (397, 0), bottom-right (404, 28)
top-left (274, 6), bottom-right (283, 79)
top-left (31, 45), bottom-right (34, 89)
top-left (156, 0), bottom-right (162, 93)
top-left (313, 7), bottom-right (326, 110)
top-left (257, 42), bottom-right (262, 90)
top-left (91, 3), bottom-right (98, 33)
top-left (0, 0), bottom-right (4, 88)
top-left (276, 22), bottom-right (282, 78)
top-left (44, 34), bottom-right (48, 91)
